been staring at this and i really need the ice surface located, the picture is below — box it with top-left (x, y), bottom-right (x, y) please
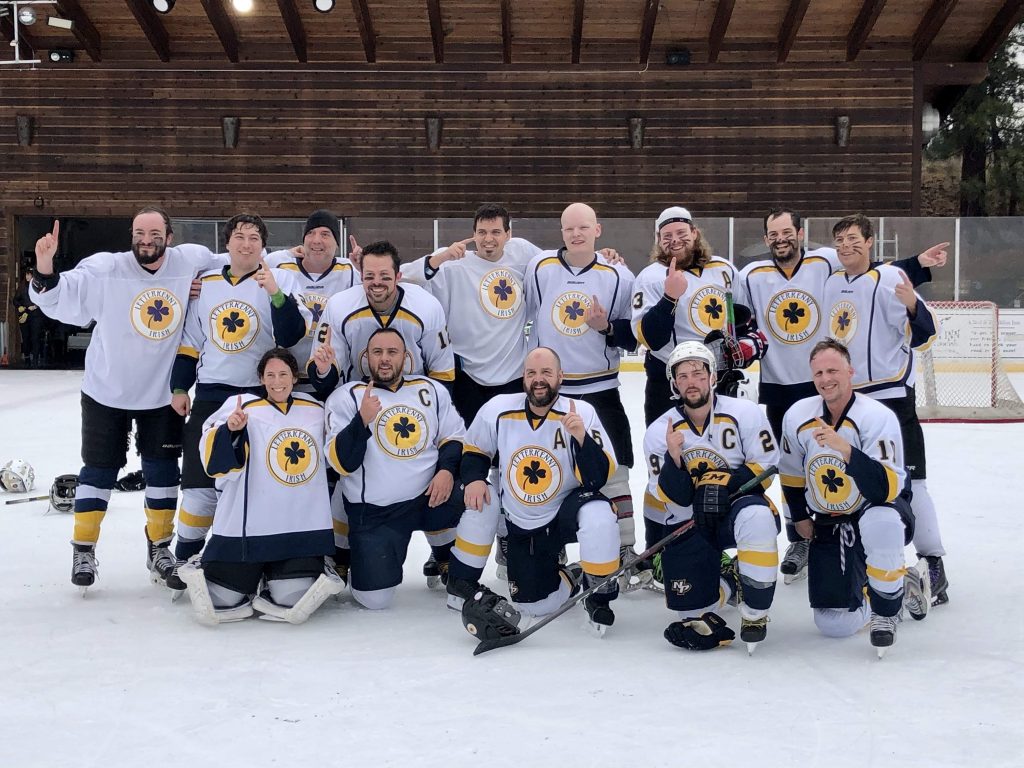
top-left (1, 370), bottom-right (1021, 767)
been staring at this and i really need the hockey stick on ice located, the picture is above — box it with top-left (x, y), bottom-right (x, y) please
top-left (472, 465), bottom-right (779, 656)
top-left (4, 495), bottom-right (49, 505)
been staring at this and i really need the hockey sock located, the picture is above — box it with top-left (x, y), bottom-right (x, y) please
top-left (910, 479), bottom-right (945, 557)
top-left (73, 465), bottom-right (117, 544)
top-left (142, 457), bottom-right (179, 542)
top-left (174, 488), bottom-right (216, 559)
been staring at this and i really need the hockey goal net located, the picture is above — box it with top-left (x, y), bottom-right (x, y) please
top-left (915, 301), bottom-right (1024, 422)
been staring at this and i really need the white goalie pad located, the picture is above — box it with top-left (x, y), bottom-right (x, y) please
top-left (252, 572), bottom-right (345, 625)
top-left (178, 557), bottom-right (253, 626)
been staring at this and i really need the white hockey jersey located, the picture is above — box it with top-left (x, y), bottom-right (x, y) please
top-left (312, 283), bottom-right (455, 385)
top-left (642, 395), bottom-right (778, 526)
top-left (178, 267), bottom-right (310, 389)
top-left (780, 392), bottom-right (905, 518)
top-left (464, 393), bottom-right (616, 530)
top-left (324, 376), bottom-right (465, 507)
top-left (823, 265), bottom-right (938, 399)
top-left (269, 256), bottom-right (360, 369)
top-left (200, 392), bottom-right (333, 562)
top-left (29, 245), bottom-right (225, 410)
top-left (402, 238), bottom-right (542, 386)
top-left (631, 257), bottom-right (737, 363)
top-left (734, 248), bottom-right (838, 393)
top-left (524, 250), bottom-right (634, 395)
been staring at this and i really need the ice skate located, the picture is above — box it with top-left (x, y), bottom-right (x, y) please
top-left (71, 543), bottom-right (97, 595)
top-left (870, 613), bottom-right (898, 658)
top-left (780, 540), bottom-right (809, 584)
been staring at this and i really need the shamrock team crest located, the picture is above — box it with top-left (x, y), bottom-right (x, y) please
top-left (689, 286), bottom-right (728, 336)
top-left (374, 405), bottom-right (430, 458)
top-left (767, 289), bottom-right (820, 344)
top-left (552, 291), bottom-right (591, 336)
top-left (130, 288), bottom-right (182, 341)
top-left (479, 269), bottom-right (523, 319)
top-left (829, 300), bottom-right (858, 342)
top-left (268, 428), bottom-right (319, 486)
top-left (808, 455), bottom-right (861, 513)
top-left (210, 300), bottom-right (260, 353)
top-left (508, 446), bottom-right (562, 505)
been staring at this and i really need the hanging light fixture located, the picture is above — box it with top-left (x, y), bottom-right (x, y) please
top-left (17, 6), bottom-right (38, 25)
top-left (150, 0), bottom-right (175, 13)
top-left (232, 0), bottom-right (254, 12)
top-left (314, 0), bottom-right (335, 11)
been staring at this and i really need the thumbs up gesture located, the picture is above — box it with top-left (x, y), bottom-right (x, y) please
top-left (584, 294), bottom-right (610, 333)
top-left (227, 395), bottom-right (248, 432)
top-left (560, 398), bottom-right (586, 444)
top-left (359, 380), bottom-right (382, 426)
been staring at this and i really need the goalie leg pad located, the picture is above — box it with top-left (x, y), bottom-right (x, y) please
top-left (664, 612), bottom-right (735, 651)
top-left (254, 572), bottom-right (344, 624)
top-left (179, 558), bottom-right (253, 625)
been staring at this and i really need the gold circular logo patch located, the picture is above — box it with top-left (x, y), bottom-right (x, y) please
top-left (374, 404), bottom-right (430, 459)
top-left (689, 286), bottom-right (728, 336)
top-left (210, 300), bottom-right (260, 353)
top-left (767, 289), bottom-right (820, 344)
top-left (130, 288), bottom-right (182, 341)
top-left (267, 428), bottom-right (319, 486)
top-left (829, 300), bottom-right (858, 343)
top-left (808, 455), bottom-right (861, 514)
top-left (479, 269), bottom-right (523, 319)
top-left (508, 446), bottom-right (563, 505)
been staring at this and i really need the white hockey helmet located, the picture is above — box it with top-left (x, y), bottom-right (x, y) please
top-left (0, 459), bottom-right (35, 493)
top-left (666, 341), bottom-right (717, 393)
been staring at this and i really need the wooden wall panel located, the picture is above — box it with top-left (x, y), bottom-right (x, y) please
top-left (0, 61), bottom-right (917, 330)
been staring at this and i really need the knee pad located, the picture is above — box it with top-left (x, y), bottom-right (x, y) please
top-left (268, 576), bottom-right (316, 608)
top-left (515, 578), bottom-right (570, 618)
top-left (208, 580), bottom-right (250, 610)
top-left (662, 529), bottom-right (722, 612)
top-left (352, 586), bottom-right (397, 610)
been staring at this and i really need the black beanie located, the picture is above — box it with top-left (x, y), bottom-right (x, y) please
top-left (304, 209), bottom-right (340, 246)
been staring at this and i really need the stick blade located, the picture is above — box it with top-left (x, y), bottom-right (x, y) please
top-left (472, 632), bottom-right (525, 656)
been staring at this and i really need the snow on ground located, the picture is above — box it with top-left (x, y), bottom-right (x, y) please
top-left (1, 370), bottom-right (1021, 768)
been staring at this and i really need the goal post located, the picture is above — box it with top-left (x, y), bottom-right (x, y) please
top-left (915, 301), bottom-right (1024, 423)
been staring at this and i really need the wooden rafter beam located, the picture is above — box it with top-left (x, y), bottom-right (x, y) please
top-left (845, 0), bottom-right (886, 61)
top-left (275, 0), bottom-right (307, 63)
top-left (427, 0), bottom-right (444, 63)
top-left (351, 0), bottom-right (376, 63)
top-left (124, 0), bottom-right (170, 63)
top-left (912, 0), bottom-right (959, 61)
top-left (0, 14), bottom-right (35, 61)
top-left (500, 0), bottom-right (512, 64)
top-left (708, 0), bottom-right (735, 63)
top-left (777, 0), bottom-right (810, 63)
top-left (56, 0), bottom-right (102, 61)
top-left (638, 0), bottom-right (659, 68)
top-left (571, 0), bottom-right (584, 64)
top-left (200, 0), bottom-right (240, 63)
top-left (969, 0), bottom-right (1024, 62)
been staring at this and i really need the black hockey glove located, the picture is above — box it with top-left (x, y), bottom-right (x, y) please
top-left (693, 469), bottom-right (732, 540)
top-left (664, 612), bottom-right (735, 650)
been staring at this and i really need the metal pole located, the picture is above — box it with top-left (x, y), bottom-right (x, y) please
top-left (954, 217), bottom-right (961, 301)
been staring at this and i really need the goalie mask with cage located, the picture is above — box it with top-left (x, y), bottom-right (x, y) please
top-left (49, 474), bottom-right (79, 513)
top-left (667, 341), bottom-right (718, 397)
top-left (0, 459), bottom-right (35, 493)
top-left (461, 587), bottom-right (522, 641)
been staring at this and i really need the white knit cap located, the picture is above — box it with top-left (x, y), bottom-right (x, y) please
top-left (655, 206), bottom-right (693, 234)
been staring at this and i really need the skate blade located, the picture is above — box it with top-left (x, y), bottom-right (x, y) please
top-left (783, 568), bottom-right (808, 585)
top-left (931, 592), bottom-right (949, 606)
top-left (170, 589), bottom-right (186, 603)
top-left (876, 647), bottom-right (887, 659)
top-left (426, 575), bottom-right (442, 590)
top-left (257, 613), bottom-right (289, 623)
top-left (746, 642), bottom-right (759, 656)
top-left (643, 581), bottom-right (665, 594)
top-left (78, 585), bottom-right (90, 597)
top-left (584, 618), bottom-right (608, 638)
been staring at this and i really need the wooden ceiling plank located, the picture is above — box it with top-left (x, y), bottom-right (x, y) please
top-left (200, 0), bottom-right (241, 63)
top-left (427, 0), bottom-right (444, 63)
top-left (708, 0), bottom-right (735, 64)
top-left (846, 0), bottom-right (887, 61)
top-left (55, 0), bottom-right (102, 61)
top-left (124, 0), bottom-right (171, 63)
top-left (969, 0), bottom-right (1024, 62)
top-left (1, 15), bottom-right (35, 60)
top-left (638, 0), bottom-right (659, 67)
top-left (351, 0), bottom-right (376, 63)
top-left (571, 0), bottom-right (584, 64)
top-left (913, 0), bottom-right (960, 61)
top-left (275, 0), bottom-right (308, 63)
top-left (501, 0), bottom-right (512, 64)
top-left (777, 0), bottom-right (811, 63)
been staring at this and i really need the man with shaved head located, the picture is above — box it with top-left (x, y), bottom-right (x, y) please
top-left (448, 346), bottom-right (622, 637)
top-left (519, 203), bottom-right (646, 590)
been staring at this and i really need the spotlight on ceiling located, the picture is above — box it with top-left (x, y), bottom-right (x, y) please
top-left (17, 6), bottom-right (37, 25)
top-left (232, 0), bottom-right (254, 12)
top-left (150, 0), bottom-right (175, 13)
top-left (314, 0), bottom-right (335, 11)
top-left (48, 48), bottom-right (75, 63)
